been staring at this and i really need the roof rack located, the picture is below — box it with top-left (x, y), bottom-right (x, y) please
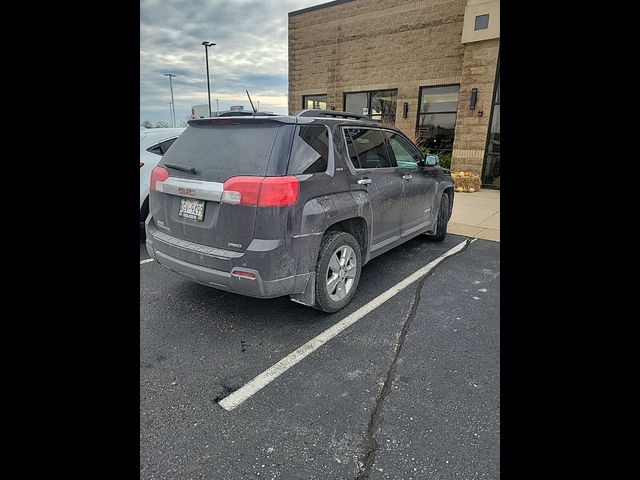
top-left (294, 109), bottom-right (374, 121)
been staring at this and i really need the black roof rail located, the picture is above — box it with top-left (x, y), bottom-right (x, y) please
top-left (293, 109), bottom-right (374, 121)
top-left (216, 110), bottom-right (279, 117)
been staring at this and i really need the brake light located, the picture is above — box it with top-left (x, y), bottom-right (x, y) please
top-left (222, 176), bottom-right (299, 207)
top-left (150, 166), bottom-right (169, 192)
top-left (222, 176), bottom-right (262, 205)
top-left (259, 177), bottom-right (299, 207)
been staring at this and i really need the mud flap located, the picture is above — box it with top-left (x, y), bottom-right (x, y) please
top-left (289, 275), bottom-right (316, 307)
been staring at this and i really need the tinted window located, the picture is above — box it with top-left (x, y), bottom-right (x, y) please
top-left (370, 90), bottom-right (397, 125)
top-left (383, 131), bottom-right (423, 167)
top-left (345, 128), bottom-right (392, 169)
top-left (146, 137), bottom-right (178, 156)
top-left (161, 124), bottom-right (282, 182)
top-left (146, 144), bottom-right (163, 156)
top-left (159, 137), bottom-right (178, 154)
top-left (418, 85), bottom-right (460, 155)
top-left (288, 125), bottom-right (329, 174)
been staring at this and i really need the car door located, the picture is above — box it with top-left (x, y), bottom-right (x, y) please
top-left (382, 130), bottom-right (437, 236)
top-left (343, 127), bottom-right (402, 249)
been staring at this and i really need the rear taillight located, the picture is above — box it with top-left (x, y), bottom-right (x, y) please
top-left (259, 177), bottom-right (300, 207)
top-left (222, 176), bottom-right (262, 205)
top-left (139, 162), bottom-right (144, 168)
top-left (150, 166), bottom-right (169, 192)
top-left (222, 176), bottom-right (299, 207)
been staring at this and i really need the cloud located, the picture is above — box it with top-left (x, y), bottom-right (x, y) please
top-left (140, 0), bottom-right (322, 124)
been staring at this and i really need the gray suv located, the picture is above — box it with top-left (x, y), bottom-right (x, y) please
top-left (145, 110), bottom-right (454, 312)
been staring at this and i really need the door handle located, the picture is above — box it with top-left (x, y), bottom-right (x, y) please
top-left (357, 178), bottom-right (372, 185)
top-left (402, 174), bottom-right (412, 180)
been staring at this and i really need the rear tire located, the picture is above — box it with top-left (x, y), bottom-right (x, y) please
top-left (427, 192), bottom-right (450, 242)
top-left (313, 231), bottom-right (362, 313)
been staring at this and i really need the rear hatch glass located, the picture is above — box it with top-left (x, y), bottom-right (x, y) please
top-left (150, 122), bottom-right (293, 253)
top-left (161, 123), bottom-right (285, 182)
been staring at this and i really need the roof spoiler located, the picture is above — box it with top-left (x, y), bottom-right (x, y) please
top-left (293, 109), bottom-right (374, 121)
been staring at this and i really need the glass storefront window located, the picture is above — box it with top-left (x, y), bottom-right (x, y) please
top-left (344, 92), bottom-right (368, 116)
top-left (302, 94), bottom-right (327, 110)
top-left (344, 90), bottom-right (397, 126)
top-left (417, 85), bottom-right (459, 156)
top-left (370, 90), bottom-right (397, 125)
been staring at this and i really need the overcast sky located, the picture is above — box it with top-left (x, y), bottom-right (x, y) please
top-left (140, 0), bottom-right (323, 126)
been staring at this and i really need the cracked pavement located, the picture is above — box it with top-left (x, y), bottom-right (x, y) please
top-left (140, 234), bottom-right (499, 479)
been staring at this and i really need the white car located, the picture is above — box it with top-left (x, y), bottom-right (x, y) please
top-left (140, 128), bottom-right (185, 223)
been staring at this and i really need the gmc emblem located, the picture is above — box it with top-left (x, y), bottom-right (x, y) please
top-left (178, 187), bottom-right (196, 196)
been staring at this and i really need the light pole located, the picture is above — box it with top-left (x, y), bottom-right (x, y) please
top-left (164, 73), bottom-right (176, 127)
top-left (201, 41), bottom-right (216, 117)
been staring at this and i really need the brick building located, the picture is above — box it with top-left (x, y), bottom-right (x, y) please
top-left (288, 0), bottom-right (500, 187)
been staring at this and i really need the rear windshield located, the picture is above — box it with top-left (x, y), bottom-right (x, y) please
top-left (161, 124), bottom-right (282, 182)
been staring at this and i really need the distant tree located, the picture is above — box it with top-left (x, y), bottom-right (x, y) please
top-left (141, 120), bottom-right (154, 128)
top-left (155, 121), bottom-right (169, 128)
top-left (179, 113), bottom-right (192, 127)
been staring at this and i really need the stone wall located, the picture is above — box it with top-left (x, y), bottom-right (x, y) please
top-left (289, 0), bottom-right (467, 137)
top-left (288, 0), bottom-right (499, 175)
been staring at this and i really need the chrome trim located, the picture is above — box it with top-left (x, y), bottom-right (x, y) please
top-left (157, 176), bottom-right (224, 202)
top-left (151, 229), bottom-right (244, 259)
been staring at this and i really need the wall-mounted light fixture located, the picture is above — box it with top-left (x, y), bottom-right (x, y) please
top-left (470, 88), bottom-right (478, 110)
top-left (403, 102), bottom-right (408, 118)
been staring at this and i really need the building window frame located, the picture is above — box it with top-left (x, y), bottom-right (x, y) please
top-left (302, 94), bottom-right (328, 110)
top-left (415, 83), bottom-right (460, 157)
top-left (343, 89), bottom-right (398, 125)
top-left (474, 14), bottom-right (490, 30)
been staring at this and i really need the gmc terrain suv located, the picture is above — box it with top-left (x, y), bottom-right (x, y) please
top-left (145, 110), bottom-right (454, 312)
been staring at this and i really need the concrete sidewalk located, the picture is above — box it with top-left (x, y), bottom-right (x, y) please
top-left (449, 189), bottom-right (500, 242)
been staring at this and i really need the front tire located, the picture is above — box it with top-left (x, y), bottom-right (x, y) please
top-left (427, 192), bottom-right (450, 242)
top-left (313, 231), bottom-right (362, 313)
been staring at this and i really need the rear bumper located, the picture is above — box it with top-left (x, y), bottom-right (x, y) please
top-left (145, 219), bottom-right (312, 299)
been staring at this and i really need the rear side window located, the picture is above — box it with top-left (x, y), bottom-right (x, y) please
top-left (146, 137), bottom-right (178, 156)
top-left (161, 124), bottom-right (282, 182)
top-left (344, 128), bottom-right (392, 169)
top-left (147, 144), bottom-right (162, 156)
top-left (287, 125), bottom-right (329, 174)
top-left (159, 137), bottom-right (177, 154)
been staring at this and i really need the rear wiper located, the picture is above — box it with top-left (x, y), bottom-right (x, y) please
top-left (163, 162), bottom-right (198, 174)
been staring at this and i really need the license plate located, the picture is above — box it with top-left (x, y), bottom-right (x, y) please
top-left (178, 197), bottom-right (205, 221)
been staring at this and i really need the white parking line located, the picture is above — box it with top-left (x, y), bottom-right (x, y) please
top-left (140, 258), bottom-right (154, 265)
top-left (218, 238), bottom-right (472, 411)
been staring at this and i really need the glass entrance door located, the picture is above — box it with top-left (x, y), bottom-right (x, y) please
top-left (482, 73), bottom-right (500, 188)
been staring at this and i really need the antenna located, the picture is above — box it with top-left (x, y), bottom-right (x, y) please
top-left (245, 89), bottom-right (257, 113)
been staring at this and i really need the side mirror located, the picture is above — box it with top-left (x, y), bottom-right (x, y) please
top-left (425, 154), bottom-right (439, 166)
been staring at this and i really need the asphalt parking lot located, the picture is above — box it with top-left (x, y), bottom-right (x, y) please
top-left (140, 233), bottom-right (500, 479)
